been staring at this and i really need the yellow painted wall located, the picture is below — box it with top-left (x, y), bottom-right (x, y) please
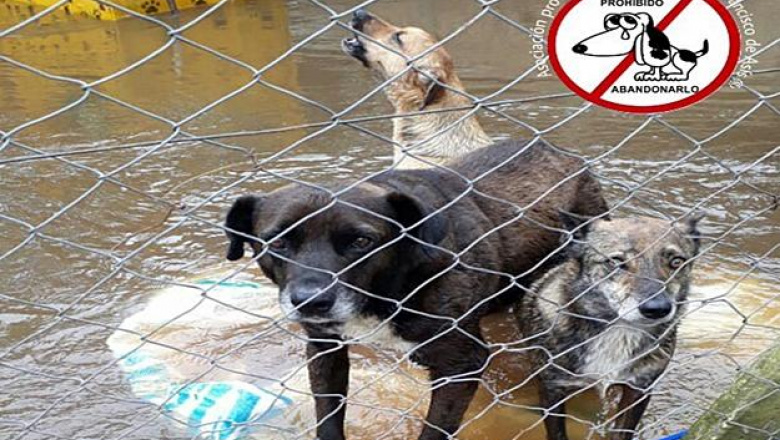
top-left (0, 0), bottom-right (304, 149)
top-left (0, 0), bottom-right (221, 21)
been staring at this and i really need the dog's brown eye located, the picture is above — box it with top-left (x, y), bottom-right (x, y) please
top-left (349, 236), bottom-right (374, 251)
top-left (669, 256), bottom-right (686, 269)
top-left (352, 236), bottom-right (373, 249)
top-left (268, 239), bottom-right (288, 251)
top-left (392, 31), bottom-right (403, 46)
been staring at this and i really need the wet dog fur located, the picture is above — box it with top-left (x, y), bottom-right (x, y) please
top-left (342, 10), bottom-right (491, 168)
top-left (518, 214), bottom-right (702, 440)
top-left (224, 140), bottom-right (609, 440)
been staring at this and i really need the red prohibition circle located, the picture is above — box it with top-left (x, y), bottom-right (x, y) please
top-left (548, 0), bottom-right (741, 113)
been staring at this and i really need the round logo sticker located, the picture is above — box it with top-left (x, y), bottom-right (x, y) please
top-left (549, 0), bottom-right (740, 113)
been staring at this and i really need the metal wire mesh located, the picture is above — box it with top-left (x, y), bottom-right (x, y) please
top-left (1, 1), bottom-right (779, 440)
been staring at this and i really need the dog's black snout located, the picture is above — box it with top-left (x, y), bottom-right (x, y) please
top-left (573, 43), bottom-right (588, 54)
top-left (638, 295), bottom-right (673, 320)
top-left (288, 280), bottom-right (336, 315)
top-left (351, 9), bottom-right (371, 31)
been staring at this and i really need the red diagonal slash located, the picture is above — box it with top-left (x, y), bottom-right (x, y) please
top-left (589, 0), bottom-right (696, 99)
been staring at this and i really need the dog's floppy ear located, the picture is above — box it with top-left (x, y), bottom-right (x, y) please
top-left (224, 195), bottom-right (263, 261)
top-left (418, 69), bottom-right (446, 110)
top-left (637, 12), bottom-right (654, 28)
top-left (386, 191), bottom-right (447, 246)
top-left (414, 51), bottom-right (453, 110)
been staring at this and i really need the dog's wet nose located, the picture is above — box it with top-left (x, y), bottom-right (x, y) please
top-left (572, 43), bottom-right (588, 54)
top-left (638, 295), bottom-right (673, 320)
top-left (290, 285), bottom-right (336, 315)
top-left (351, 9), bottom-right (372, 31)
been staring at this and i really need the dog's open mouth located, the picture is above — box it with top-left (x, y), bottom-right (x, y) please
top-left (341, 35), bottom-right (369, 67)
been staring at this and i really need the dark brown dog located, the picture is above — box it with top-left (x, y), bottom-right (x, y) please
top-left (224, 140), bottom-right (609, 440)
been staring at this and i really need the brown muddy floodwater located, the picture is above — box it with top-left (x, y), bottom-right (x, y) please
top-left (1, 1), bottom-right (779, 439)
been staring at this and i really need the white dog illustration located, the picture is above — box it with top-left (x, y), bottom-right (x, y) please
top-left (573, 12), bottom-right (708, 81)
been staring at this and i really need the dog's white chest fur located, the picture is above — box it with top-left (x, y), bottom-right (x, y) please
top-left (581, 326), bottom-right (645, 384)
top-left (340, 316), bottom-right (416, 354)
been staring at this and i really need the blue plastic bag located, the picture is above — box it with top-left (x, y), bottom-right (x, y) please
top-left (111, 279), bottom-right (292, 440)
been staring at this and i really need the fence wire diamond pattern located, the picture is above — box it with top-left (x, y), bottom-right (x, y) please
top-left (1, 1), bottom-right (778, 440)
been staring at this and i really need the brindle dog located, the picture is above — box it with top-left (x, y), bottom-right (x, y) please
top-left (519, 213), bottom-right (702, 440)
top-left (225, 140), bottom-right (609, 440)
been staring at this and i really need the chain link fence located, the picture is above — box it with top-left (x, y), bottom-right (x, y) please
top-left (1, 1), bottom-right (779, 440)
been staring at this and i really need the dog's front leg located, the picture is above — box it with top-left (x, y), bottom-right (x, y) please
top-left (417, 332), bottom-right (488, 440)
top-left (608, 384), bottom-right (650, 440)
top-left (420, 375), bottom-right (480, 440)
top-left (538, 378), bottom-right (570, 440)
top-left (306, 337), bottom-right (349, 440)
top-left (634, 67), bottom-right (661, 81)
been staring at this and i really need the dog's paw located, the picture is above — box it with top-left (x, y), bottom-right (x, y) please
top-left (634, 72), bottom-right (656, 81)
top-left (665, 74), bottom-right (689, 81)
top-left (141, 0), bottom-right (160, 14)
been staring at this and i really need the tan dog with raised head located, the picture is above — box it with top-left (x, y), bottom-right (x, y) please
top-left (342, 9), bottom-right (491, 168)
